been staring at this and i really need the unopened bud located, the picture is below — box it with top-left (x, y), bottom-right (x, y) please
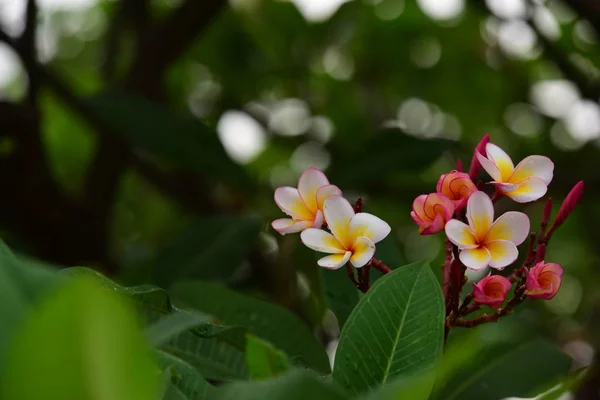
top-left (468, 134), bottom-right (490, 180)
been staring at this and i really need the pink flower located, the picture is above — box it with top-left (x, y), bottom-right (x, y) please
top-left (272, 167), bottom-right (342, 235)
top-left (475, 142), bottom-right (554, 203)
top-left (472, 273), bottom-right (512, 309)
top-left (436, 171), bottom-right (477, 211)
top-left (525, 261), bottom-right (563, 300)
top-left (411, 193), bottom-right (455, 235)
top-left (445, 192), bottom-right (530, 270)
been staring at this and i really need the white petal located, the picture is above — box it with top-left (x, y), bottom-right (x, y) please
top-left (349, 213), bottom-right (391, 244)
top-left (485, 211), bottom-right (530, 246)
top-left (298, 167), bottom-right (329, 214)
top-left (445, 220), bottom-right (477, 249)
top-left (459, 247), bottom-right (492, 271)
top-left (510, 155), bottom-right (554, 185)
top-left (503, 177), bottom-right (547, 203)
top-left (350, 236), bottom-right (375, 268)
top-left (466, 191), bottom-right (494, 240)
top-left (485, 240), bottom-right (518, 270)
top-left (274, 187), bottom-right (313, 220)
top-left (323, 196), bottom-right (355, 248)
top-left (301, 228), bottom-right (345, 253)
top-left (318, 252), bottom-right (352, 270)
top-left (476, 151), bottom-right (502, 182)
top-left (486, 143), bottom-right (514, 181)
top-left (272, 218), bottom-right (312, 235)
top-left (316, 185), bottom-right (342, 211)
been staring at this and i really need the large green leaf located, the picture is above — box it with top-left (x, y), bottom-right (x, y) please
top-left (0, 278), bottom-right (159, 400)
top-left (245, 335), bottom-right (290, 380)
top-left (361, 372), bottom-right (435, 400)
top-left (171, 281), bottom-right (331, 374)
top-left (62, 267), bottom-right (249, 381)
top-left (212, 370), bottom-right (347, 400)
top-left (157, 350), bottom-right (215, 400)
top-left (149, 214), bottom-right (262, 287)
top-left (332, 262), bottom-right (445, 394)
top-left (433, 339), bottom-right (572, 400)
top-left (85, 90), bottom-right (252, 191)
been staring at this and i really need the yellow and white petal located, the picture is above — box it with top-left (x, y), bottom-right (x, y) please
top-left (485, 211), bottom-right (530, 246)
top-left (503, 177), bottom-right (547, 203)
top-left (466, 191), bottom-right (494, 240)
top-left (485, 240), bottom-right (518, 270)
top-left (300, 228), bottom-right (346, 253)
top-left (459, 247), bottom-right (492, 271)
top-left (323, 196), bottom-right (355, 248)
top-left (274, 187), bottom-right (313, 220)
top-left (272, 218), bottom-right (312, 235)
top-left (509, 155), bottom-right (554, 185)
top-left (318, 251), bottom-right (352, 270)
top-left (298, 167), bottom-right (330, 214)
top-left (311, 210), bottom-right (324, 228)
top-left (494, 182), bottom-right (519, 193)
top-left (445, 220), bottom-right (478, 249)
top-left (349, 213), bottom-right (391, 244)
top-left (476, 151), bottom-right (503, 182)
top-left (316, 185), bottom-right (343, 211)
top-left (350, 236), bottom-right (376, 268)
top-left (486, 143), bottom-right (514, 181)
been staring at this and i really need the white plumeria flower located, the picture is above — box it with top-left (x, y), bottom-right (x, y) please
top-left (272, 167), bottom-right (342, 235)
top-left (300, 196), bottom-right (391, 270)
top-left (476, 143), bottom-right (554, 203)
top-left (445, 191), bottom-right (530, 271)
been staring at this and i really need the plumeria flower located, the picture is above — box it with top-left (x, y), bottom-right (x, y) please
top-left (411, 193), bottom-right (455, 235)
top-left (445, 191), bottom-right (530, 270)
top-left (300, 196), bottom-right (391, 269)
top-left (472, 273), bottom-right (512, 309)
top-left (525, 261), bottom-right (563, 300)
top-left (436, 171), bottom-right (477, 211)
top-left (475, 143), bottom-right (554, 203)
top-left (272, 167), bottom-right (342, 235)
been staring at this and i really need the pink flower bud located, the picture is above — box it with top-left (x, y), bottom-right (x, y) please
top-left (436, 171), bottom-right (477, 211)
top-left (472, 273), bottom-right (512, 309)
top-left (468, 133), bottom-right (490, 180)
top-left (525, 261), bottom-right (563, 300)
top-left (410, 193), bottom-right (455, 235)
top-left (548, 181), bottom-right (584, 236)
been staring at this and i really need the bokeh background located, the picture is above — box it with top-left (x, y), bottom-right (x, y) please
top-left (0, 0), bottom-right (599, 396)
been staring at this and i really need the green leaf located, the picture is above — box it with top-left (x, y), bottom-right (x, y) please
top-left (361, 372), bottom-right (435, 400)
top-left (149, 214), bottom-right (262, 287)
top-left (61, 267), bottom-right (249, 381)
top-left (147, 310), bottom-right (211, 347)
top-left (212, 369), bottom-right (347, 400)
top-left (85, 89), bottom-right (252, 191)
top-left (321, 267), bottom-right (359, 329)
top-left (332, 261), bottom-right (445, 394)
top-left (171, 281), bottom-right (331, 374)
top-left (157, 350), bottom-right (215, 400)
top-left (0, 278), bottom-right (159, 400)
top-left (434, 339), bottom-right (572, 400)
top-left (246, 335), bottom-right (291, 380)
top-left (328, 130), bottom-right (457, 189)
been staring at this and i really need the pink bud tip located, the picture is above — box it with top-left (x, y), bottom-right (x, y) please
top-left (455, 158), bottom-right (463, 172)
top-left (525, 261), bottom-right (563, 300)
top-left (550, 181), bottom-right (584, 233)
top-left (411, 193), bottom-right (455, 235)
top-left (436, 171), bottom-right (477, 212)
top-left (468, 134), bottom-right (490, 180)
top-left (472, 273), bottom-right (512, 309)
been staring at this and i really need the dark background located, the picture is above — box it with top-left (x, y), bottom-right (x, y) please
top-left (0, 0), bottom-right (599, 396)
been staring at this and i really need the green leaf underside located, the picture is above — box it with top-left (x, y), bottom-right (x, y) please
top-left (171, 281), bottom-right (331, 374)
top-left (435, 339), bottom-right (572, 400)
top-left (245, 335), bottom-right (291, 380)
top-left (333, 261), bottom-right (445, 394)
top-left (156, 350), bottom-right (215, 400)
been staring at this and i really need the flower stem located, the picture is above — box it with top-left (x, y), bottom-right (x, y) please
top-left (370, 258), bottom-right (391, 274)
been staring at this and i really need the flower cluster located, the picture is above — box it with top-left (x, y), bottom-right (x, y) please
top-left (411, 135), bottom-right (583, 329)
top-left (272, 168), bottom-right (391, 275)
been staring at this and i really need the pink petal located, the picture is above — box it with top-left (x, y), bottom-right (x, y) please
top-left (503, 177), bottom-right (547, 203)
top-left (349, 236), bottom-right (376, 268)
top-left (459, 247), bottom-right (492, 270)
top-left (510, 155), bottom-right (554, 185)
top-left (420, 213), bottom-right (445, 235)
top-left (274, 187), bottom-right (313, 220)
top-left (271, 218), bottom-right (312, 235)
top-left (485, 211), bottom-right (530, 246)
top-left (486, 143), bottom-right (514, 181)
top-left (476, 151), bottom-right (503, 182)
top-left (412, 195), bottom-right (429, 221)
top-left (312, 210), bottom-right (324, 228)
top-left (323, 196), bottom-right (355, 248)
top-left (349, 213), bottom-right (391, 244)
top-left (318, 251), bottom-right (352, 270)
top-left (316, 185), bottom-right (343, 212)
top-left (466, 191), bottom-right (494, 240)
top-left (300, 228), bottom-right (346, 253)
top-left (485, 240), bottom-right (518, 270)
